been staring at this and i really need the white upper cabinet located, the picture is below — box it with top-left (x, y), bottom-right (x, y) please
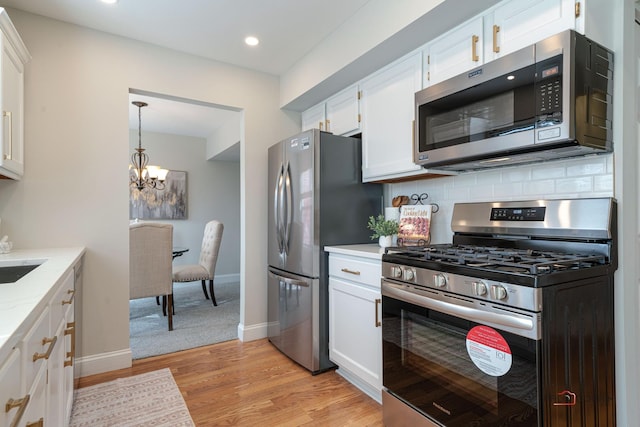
top-left (325, 84), bottom-right (360, 136)
top-left (302, 84), bottom-right (360, 136)
top-left (0, 9), bottom-right (29, 180)
top-left (360, 53), bottom-right (424, 182)
top-left (424, 17), bottom-right (484, 86)
top-left (301, 102), bottom-right (326, 132)
top-left (485, 0), bottom-right (577, 61)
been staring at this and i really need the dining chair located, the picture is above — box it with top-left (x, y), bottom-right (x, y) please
top-left (129, 222), bottom-right (174, 330)
top-left (172, 220), bottom-right (224, 306)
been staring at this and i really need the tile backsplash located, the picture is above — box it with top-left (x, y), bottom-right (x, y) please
top-left (386, 154), bottom-right (614, 244)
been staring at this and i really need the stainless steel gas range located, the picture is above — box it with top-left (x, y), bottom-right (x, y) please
top-left (381, 198), bottom-right (617, 427)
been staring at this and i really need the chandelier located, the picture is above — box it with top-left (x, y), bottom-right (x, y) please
top-left (129, 101), bottom-right (168, 191)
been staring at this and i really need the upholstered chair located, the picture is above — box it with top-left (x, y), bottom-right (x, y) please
top-left (129, 222), bottom-right (174, 330)
top-left (172, 220), bottom-right (224, 306)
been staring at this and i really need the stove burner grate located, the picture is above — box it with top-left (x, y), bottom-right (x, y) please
top-left (387, 244), bottom-right (607, 275)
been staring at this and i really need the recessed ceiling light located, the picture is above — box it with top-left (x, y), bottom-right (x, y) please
top-left (245, 36), bottom-right (259, 46)
top-left (101, 0), bottom-right (118, 4)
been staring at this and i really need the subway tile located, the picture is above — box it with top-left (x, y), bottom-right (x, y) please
top-left (523, 180), bottom-right (555, 196)
top-left (566, 159), bottom-right (606, 176)
top-left (531, 164), bottom-right (566, 180)
top-left (555, 176), bottom-right (593, 193)
top-left (593, 174), bottom-right (614, 193)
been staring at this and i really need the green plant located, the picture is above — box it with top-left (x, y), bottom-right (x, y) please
top-left (367, 214), bottom-right (399, 239)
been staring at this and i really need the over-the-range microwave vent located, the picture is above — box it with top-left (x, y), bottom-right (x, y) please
top-left (431, 142), bottom-right (609, 172)
top-left (414, 30), bottom-right (614, 172)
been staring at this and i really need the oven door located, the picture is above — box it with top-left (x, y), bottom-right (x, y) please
top-left (382, 279), bottom-right (541, 426)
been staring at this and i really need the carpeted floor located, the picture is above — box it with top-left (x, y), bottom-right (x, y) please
top-left (129, 281), bottom-right (239, 359)
top-left (70, 368), bottom-right (194, 427)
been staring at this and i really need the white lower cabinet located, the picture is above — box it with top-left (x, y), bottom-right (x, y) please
top-left (1, 263), bottom-right (78, 427)
top-left (328, 252), bottom-right (382, 403)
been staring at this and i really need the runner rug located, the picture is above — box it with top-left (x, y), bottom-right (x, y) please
top-left (69, 368), bottom-right (194, 427)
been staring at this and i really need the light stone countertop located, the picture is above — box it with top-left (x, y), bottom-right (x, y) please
top-left (0, 247), bottom-right (85, 363)
top-left (324, 244), bottom-right (385, 260)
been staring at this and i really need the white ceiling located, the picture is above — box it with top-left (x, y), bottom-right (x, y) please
top-left (1, 0), bottom-right (372, 151)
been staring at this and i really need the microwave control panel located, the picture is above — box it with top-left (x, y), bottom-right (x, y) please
top-left (536, 55), bottom-right (563, 127)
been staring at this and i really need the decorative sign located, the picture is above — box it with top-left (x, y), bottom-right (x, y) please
top-left (466, 325), bottom-right (512, 377)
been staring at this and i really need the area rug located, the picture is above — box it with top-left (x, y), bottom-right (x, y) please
top-left (69, 368), bottom-right (194, 427)
top-left (130, 281), bottom-right (239, 359)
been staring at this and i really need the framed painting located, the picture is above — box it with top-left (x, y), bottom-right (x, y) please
top-left (129, 170), bottom-right (187, 220)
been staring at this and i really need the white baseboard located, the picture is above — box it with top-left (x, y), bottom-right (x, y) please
top-left (215, 273), bottom-right (240, 284)
top-left (237, 321), bottom-right (268, 342)
top-left (75, 348), bottom-right (132, 378)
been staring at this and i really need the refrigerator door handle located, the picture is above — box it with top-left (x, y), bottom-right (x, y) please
top-left (275, 163), bottom-right (285, 255)
top-left (268, 269), bottom-right (310, 287)
top-left (283, 162), bottom-right (293, 256)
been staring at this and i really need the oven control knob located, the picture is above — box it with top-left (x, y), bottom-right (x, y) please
top-left (390, 266), bottom-right (402, 279)
top-left (403, 268), bottom-right (415, 282)
top-left (472, 281), bottom-right (487, 296)
top-left (491, 285), bottom-right (508, 300)
top-left (433, 273), bottom-right (447, 288)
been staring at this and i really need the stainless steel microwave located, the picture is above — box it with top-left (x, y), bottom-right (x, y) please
top-left (414, 30), bottom-right (613, 171)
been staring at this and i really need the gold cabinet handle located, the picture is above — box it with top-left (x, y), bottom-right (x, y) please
top-left (325, 119), bottom-right (330, 133)
top-left (6, 394), bottom-right (30, 427)
top-left (493, 25), bottom-right (500, 53)
top-left (375, 298), bottom-right (382, 327)
top-left (319, 121), bottom-right (323, 131)
top-left (64, 322), bottom-right (75, 367)
top-left (471, 35), bottom-right (479, 62)
top-left (33, 335), bottom-right (57, 362)
top-left (3, 111), bottom-right (12, 160)
top-left (340, 268), bottom-right (360, 276)
top-left (62, 289), bottom-right (75, 305)
top-left (26, 418), bottom-right (43, 427)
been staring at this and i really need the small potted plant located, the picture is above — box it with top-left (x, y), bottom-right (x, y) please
top-left (367, 214), bottom-right (399, 248)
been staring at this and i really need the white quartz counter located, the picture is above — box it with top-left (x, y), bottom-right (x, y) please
top-left (0, 247), bottom-right (85, 362)
top-left (324, 244), bottom-right (385, 260)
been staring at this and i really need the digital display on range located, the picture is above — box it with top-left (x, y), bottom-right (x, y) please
top-left (490, 207), bottom-right (546, 221)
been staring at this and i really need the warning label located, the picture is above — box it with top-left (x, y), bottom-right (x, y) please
top-left (466, 325), bottom-right (512, 377)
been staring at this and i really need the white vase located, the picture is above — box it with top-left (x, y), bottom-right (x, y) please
top-left (378, 235), bottom-right (393, 248)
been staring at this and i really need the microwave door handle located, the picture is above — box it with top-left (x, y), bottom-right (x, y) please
top-left (283, 162), bottom-right (293, 256)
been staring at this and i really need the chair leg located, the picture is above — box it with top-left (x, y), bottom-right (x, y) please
top-left (162, 295), bottom-right (167, 316)
top-left (167, 294), bottom-right (173, 331)
top-left (209, 279), bottom-right (217, 306)
top-left (201, 280), bottom-right (210, 300)
top-left (156, 296), bottom-right (160, 305)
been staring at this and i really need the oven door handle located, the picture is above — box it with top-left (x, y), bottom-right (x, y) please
top-left (383, 281), bottom-right (536, 333)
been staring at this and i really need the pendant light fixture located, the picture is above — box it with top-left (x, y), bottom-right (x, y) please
top-left (129, 101), bottom-right (168, 191)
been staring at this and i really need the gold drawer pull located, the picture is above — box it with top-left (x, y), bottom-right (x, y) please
top-left (493, 25), bottom-right (500, 53)
top-left (6, 394), bottom-right (30, 427)
top-left (62, 289), bottom-right (75, 305)
top-left (33, 335), bottom-right (57, 362)
top-left (64, 323), bottom-right (76, 367)
top-left (375, 298), bottom-right (382, 327)
top-left (26, 418), bottom-right (43, 427)
top-left (471, 35), bottom-right (479, 62)
top-left (341, 268), bottom-right (361, 276)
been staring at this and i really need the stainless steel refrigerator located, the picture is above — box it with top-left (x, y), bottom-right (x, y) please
top-left (267, 129), bottom-right (382, 374)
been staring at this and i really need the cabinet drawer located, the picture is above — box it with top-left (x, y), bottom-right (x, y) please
top-left (329, 254), bottom-right (381, 288)
top-left (50, 270), bottom-right (74, 329)
top-left (20, 307), bottom-right (52, 389)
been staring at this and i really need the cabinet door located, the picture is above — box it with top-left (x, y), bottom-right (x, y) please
top-left (360, 53), bottom-right (423, 182)
top-left (487, 0), bottom-right (575, 61)
top-left (325, 84), bottom-right (360, 136)
top-left (425, 17), bottom-right (483, 86)
top-left (0, 348), bottom-right (22, 427)
top-left (301, 103), bottom-right (326, 132)
top-left (0, 33), bottom-right (25, 180)
top-left (329, 277), bottom-right (382, 395)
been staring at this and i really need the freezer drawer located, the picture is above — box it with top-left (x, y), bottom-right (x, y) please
top-left (267, 267), bottom-right (318, 372)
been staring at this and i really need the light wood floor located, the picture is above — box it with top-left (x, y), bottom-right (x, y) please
top-left (77, 338), bottom-right (384, 426)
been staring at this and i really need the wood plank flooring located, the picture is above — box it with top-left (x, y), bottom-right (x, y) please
top-left (77, 338), bottom-right (384, 426)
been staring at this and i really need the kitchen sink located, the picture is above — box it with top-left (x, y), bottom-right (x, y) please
top-left (0, 261), bottom-right (44, 284)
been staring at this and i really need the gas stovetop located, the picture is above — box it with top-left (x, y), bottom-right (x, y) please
top-left (385, 244), bottom-right (607, 275)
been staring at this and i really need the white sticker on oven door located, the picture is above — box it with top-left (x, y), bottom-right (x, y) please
top-left (466, 325), bottom-right (512, 377)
